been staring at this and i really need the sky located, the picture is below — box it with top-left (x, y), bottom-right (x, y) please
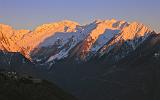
top-left (0, 0), bottom-right (159, 32)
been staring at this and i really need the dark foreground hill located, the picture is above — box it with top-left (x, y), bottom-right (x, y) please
top-left (0, 71), bottom-right (77, 100)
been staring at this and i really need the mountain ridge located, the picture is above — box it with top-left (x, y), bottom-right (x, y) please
top-left (0, 19), bottom-right (157, 65)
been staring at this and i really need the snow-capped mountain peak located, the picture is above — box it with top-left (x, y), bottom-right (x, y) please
top-left (0, 19), bottom-right (157, 64)
top-left (120, 22), bottom-right (152, 40)
top-left (0, 24), bottom-right (30, 52)
top-left (73, 19), bottom-right (129, 60)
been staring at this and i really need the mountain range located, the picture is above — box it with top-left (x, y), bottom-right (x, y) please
top-left (0, 19), bottom-right (160, 100)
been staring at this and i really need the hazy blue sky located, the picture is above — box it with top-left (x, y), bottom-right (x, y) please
top-left (0, 0), bottom-right (159, 32)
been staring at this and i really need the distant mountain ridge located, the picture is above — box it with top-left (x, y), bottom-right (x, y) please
top-left (0, 19), bottom-right (157, 66)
